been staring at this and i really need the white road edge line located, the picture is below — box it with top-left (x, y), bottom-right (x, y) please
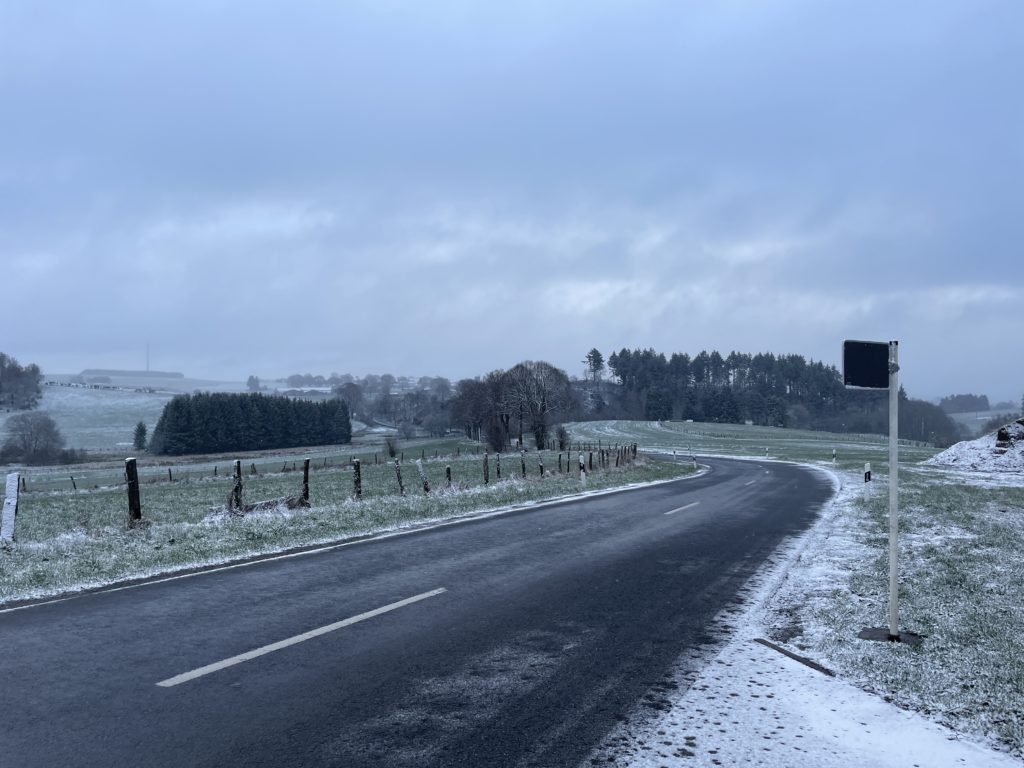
top-left (665, 501), bottom-right (700, 515)
top-left (156, 587), bottom-right (447, 688)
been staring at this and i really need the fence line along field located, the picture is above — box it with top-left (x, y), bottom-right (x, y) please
top-left (0, 440), bottom-right (688, 605)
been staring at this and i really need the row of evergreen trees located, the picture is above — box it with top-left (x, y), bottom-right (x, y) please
top-left (597, 347), bottom-right (959, 446)
top-left (149, 392), bottom-right (351, 455)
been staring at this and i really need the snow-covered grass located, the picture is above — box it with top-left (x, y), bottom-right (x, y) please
top-left (0, 385), bottom-right (173, 453)
top-left (0, 452), bottom-right (691, 605)
top-left (786, 468), bottom-right (1024, 755)
top-left (568, 419), bottom-right (939, 470)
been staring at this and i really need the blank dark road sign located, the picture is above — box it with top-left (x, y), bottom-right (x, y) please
top-left (843, 340), bottom-right (890, 389)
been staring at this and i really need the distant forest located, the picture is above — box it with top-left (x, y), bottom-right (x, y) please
top-left (939, 394), bottom-right (990, 413)
top-left (149, 392), bottom-right (352, 456)
top-left (445, 347), bottom-right (961, 449)
top-left (257, 347), bottom-right (963, 451)
top-left (590, 347), bottom-right (960, 446)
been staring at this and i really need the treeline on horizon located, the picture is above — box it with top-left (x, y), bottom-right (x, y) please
top-left (592, 347), bottom-right (960, 446)
top-left (149, 392), bottom-right (352, 456)
top-left (445, 347), bottom-right (961, 449)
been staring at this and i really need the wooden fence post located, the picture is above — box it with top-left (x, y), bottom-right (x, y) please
top-left (588, 452), bottom-right (593, 472)
top-left (20, 476), bottom-right (27, 493)
top-left (353, 459), bottom-right (362, 500)
top-left (2, 472), bottom-right (20, 544)
top-left (446, 465), bottom-right (452, 488)
top-left (69, 475), bottom-right (77, 491)
top-left (251, 462), bottom-right (258, 476)
top-left (394, 458), bottom-right (405, 496)
top-left (231, 460), bottom-right (243, 511)
top-left (302, 458), bottom-right (311, 502)
top-left (538, 460), bottom-right (544, 477)
top-left (484, 452), bottom-right (490, 485)
top-left (520, 451), bottom-right (527, 478)
top-left (558, 453), bottom-right (563, 473)
top-left (125, 459), bottom-right (142, 528)
top-left (168, 467), bottom-right (173, 482)
top-left (496, 453), bottom-right (501, 480)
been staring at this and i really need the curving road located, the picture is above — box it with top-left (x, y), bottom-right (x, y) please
top-left (0, 457), bottom-right (833, 768)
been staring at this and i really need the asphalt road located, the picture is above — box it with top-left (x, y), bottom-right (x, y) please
top-left (0, 457), bottom-right (833, 768)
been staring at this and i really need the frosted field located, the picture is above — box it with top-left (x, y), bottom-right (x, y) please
top-left (0, 385), bottom-right (173, 453)
top-left (568, 419), bottom-right (939, 469)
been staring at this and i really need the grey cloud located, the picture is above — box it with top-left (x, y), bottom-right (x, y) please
top-left (2, 1), bottom-right (1022, 400)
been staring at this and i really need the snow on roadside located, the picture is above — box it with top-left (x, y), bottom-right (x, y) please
top-left (617, 638), bottom-right (1020, 768)
top-left (588, 469), bottom-right (1021, 768)
top-left (925, 422), bottom-right (1024, 473)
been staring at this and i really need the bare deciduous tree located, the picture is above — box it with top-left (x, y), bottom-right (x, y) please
top-left (502, 361), bottom-right (573, 449)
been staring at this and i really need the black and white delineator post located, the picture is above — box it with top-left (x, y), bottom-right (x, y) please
top-left (843, 340), bottom-right (918, 644)
top-left (1, 472), bottom-right (20, 545)
top-left (885, 341), bottom-right (900, 639)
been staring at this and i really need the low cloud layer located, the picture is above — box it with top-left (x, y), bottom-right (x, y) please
top-left (2, 1), bottom-right (1021, 401)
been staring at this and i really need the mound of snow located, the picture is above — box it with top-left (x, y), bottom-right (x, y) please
top-left (925, 419), bottom-right (1024, 472)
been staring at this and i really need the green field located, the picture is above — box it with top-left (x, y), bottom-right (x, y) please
top-left (0, 385), bottom-right (173, 454)
top-left (568, 419), bottom-right (940, 471)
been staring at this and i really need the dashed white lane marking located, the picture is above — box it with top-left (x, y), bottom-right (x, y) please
top-left (156, 587), bottom-right (447, 688)
top-left (744, 480), bottom-right (757, 486)
top-left (664, 501), bottom-right (700, 516)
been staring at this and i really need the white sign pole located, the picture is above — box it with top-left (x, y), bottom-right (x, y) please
top-left (888, 341), bottom-right (900, 639)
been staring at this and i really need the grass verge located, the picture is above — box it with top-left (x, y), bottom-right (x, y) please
top-left (780, 468), bottom-right (1024, 756)
top-left (0, 451), bottom-right (691, 605)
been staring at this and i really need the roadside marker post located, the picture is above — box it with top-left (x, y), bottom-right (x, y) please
top-left (843, 339), bottom-right (921, 646)
top-left (1, 472), bottom-right (19, 545)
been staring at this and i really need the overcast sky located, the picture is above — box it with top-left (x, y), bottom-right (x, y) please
top-left (3, 1), bottom-right (1021, 402)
